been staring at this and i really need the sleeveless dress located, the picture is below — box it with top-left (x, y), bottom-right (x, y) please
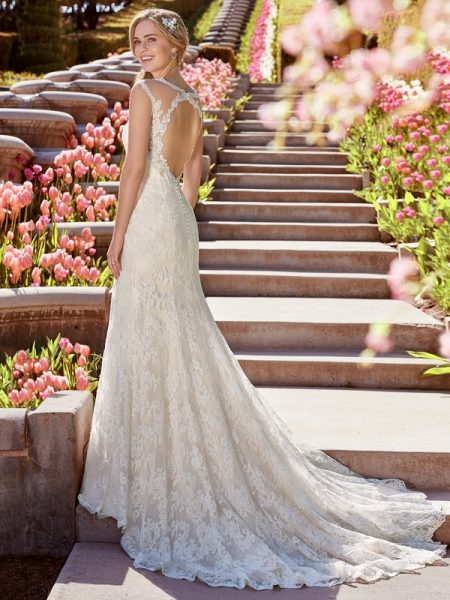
top-left (77, 77), bottom-right (448, 590)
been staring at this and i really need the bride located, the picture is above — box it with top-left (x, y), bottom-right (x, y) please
top-left (77, 7), bottom-right (448, 590)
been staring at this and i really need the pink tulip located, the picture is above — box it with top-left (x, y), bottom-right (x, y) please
top-left (76, 375), bottom-right (89, 390)
top-left (433, 215), bottom-right (445, 227)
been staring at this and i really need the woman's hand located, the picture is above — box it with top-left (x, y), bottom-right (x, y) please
top-left (107, 236), bottom-right (124, 279)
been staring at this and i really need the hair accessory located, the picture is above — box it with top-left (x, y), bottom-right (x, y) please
top-left (161, 16), bottom-right (177, 33)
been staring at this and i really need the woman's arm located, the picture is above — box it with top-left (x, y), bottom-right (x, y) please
top-left (181, 119), bottom-right (204, 209)
top-left (107, 82), bottom-right (152, 278)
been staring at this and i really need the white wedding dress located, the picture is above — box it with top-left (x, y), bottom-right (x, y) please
top-left (78, 77), bottom-right (448, 590)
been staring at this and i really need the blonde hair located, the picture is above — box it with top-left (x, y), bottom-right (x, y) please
top-left (129, 8), bottom-right (189, 81)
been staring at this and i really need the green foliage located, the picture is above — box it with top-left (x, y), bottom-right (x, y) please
top-left (197, 177), bottom-right (216, 203)
top-left (276, 0), bottom-right (314, 76)
top-left (190, 0), bottom-right (223, 45)
top-left (0, 70), bottom-right (44, 86)
top-left (0, 33), bottom-right (18, 70)
top-left (15, 0), bottom-right (66, 73)
top-left (406, 351), bottom-right (450, 376)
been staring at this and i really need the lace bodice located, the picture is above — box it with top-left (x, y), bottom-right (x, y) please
top-left (121, 77), bottom-right (203, 184)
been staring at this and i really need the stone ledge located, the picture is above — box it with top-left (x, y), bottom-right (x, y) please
top-left (0, 287), bottom-right (110, 356)
top-left (0, 408), bottom-right (28, 452)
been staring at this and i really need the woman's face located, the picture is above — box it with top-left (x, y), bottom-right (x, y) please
top-left (133, 18), bottom-right (172, 74)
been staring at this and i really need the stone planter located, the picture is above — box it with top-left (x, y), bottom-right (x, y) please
top-left (11, 79), bottom-right (130, 108)
top-left (0, 91), bottom-right (108, 125)
top-left (0, 135), bottom-right (34, 183)
top-left (204, 107), bottom-right (232, 125)
top-left (0, 108), bottom-right (76, 148)
top-left (202, 133), bottom-right (220, 165)
top-left (0, 287), bottom-right (110, 357)
top-left (204, 118), bottom-right (225, 146)
top-left (0, 391), bottom-right (93, 557)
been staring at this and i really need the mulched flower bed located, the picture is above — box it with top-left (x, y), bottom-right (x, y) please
top-left (0, 556), bottom-right (66, 600)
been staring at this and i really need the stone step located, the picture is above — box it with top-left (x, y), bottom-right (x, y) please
top-left (260, 387), bottom-right (450, 490)
top-left (47, 541), bottom-right (450, 598)
top-left (225, 132), bottom-right (339, 147)
top-left (218, 147), bottom-right (348, 165)
top-left (214, 172), bottom-right (362, 190)
top-left (56, 225), bottom-right (393, 271)
top-left (198, 221), bottom-right (380, 242)
top-left (206, 297), bottom-right (443, 353)
top-left (238, 351), bottom-right (450, 390)
top-left (216, 163), bottom-right (349, 174)
top-left (211, 188), bottom-right (364, 203)
top-left (225, 144), bottom-right (340, 152)
top-left (245, 100), bottom-right (310, 111)
top-left (247, 94), bottom-right (303, 103)
top-left (235, 109), bottom-right (326, 123)
top-left (195, 201), bottom-right (376, 223)
top-left (83, 182), bottom-right (364, 204)
top-left (231, 119), bottom-right (291, 132)
top-left (199, 268), bottom-right (390, 298)
top-left (199, 240), bottom-right (395, 273)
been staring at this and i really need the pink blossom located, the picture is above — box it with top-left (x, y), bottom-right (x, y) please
top-left (387, 257), bottom-right (420, 304)
top-left (365, 327), bottom-right (393, 353)
top-left (439, 331), bottom-right (450, 359)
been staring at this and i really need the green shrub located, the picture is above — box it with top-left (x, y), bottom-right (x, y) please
top-left (190, 0), bottom-right (223, 45)
top-left (15, 0), bottom-right (65, 73)
top-left (0, 33), bottom-right (18, 70)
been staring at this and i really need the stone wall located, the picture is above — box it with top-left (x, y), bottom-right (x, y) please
top-left (0, 391), bottom-right (93, 557)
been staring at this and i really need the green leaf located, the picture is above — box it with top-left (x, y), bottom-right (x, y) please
top-left (423, 366), bottom-right (450, 376)
top-left (406, 351), bottom-right (446, 361)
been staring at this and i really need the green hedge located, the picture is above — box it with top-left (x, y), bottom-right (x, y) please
top-left (276, 0), bottom-right (314, 77)
top-left (0, 33), bottom-right (18, 70)
top-left (190, 0), bottom-right (223, 45)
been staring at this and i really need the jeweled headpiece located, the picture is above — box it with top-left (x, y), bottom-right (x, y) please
top-left (161, 16), bottom-right (177, 33)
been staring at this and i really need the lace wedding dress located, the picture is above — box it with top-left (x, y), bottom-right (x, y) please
top-left (78, 77), bottom-right (448, 590)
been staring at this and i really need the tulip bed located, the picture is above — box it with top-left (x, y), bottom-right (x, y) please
top-left (0, 334), bottom-right (101, 408)
top-left (340, 63), bottom-right (450, 313)
top-left (0, 57), bottom-right (236, 290)
top-left (236, 0), bottom-right (279, 83)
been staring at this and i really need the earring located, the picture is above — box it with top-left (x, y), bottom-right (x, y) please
top-left (171, 48), bottom-right (177, 58)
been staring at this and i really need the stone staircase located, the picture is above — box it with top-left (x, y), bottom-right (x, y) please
top-left (56, 81), bottom-right (450, 598)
